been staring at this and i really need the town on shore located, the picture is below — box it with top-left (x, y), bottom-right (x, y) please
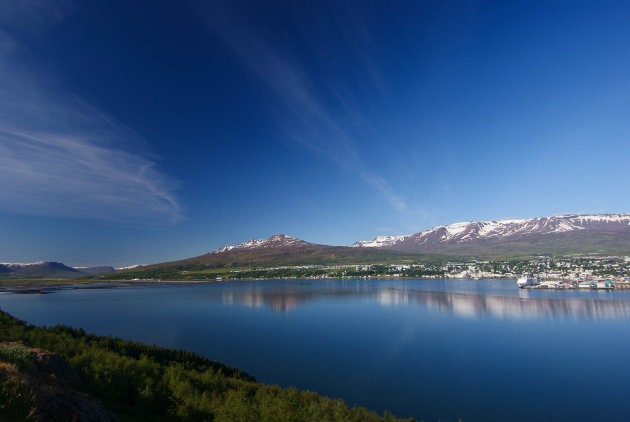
top-left (220, 254), bottom-right (630, 289)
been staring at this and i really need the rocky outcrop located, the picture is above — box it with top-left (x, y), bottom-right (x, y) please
top-left (0, 343), bottom-right (116, 422)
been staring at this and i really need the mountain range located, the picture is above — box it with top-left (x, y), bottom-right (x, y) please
top-left (352, 213), bottom-right (630, 255)
top-left (0, 262), bottom-right (115, 279)
top-left (208, 214), bottom-right (630, 258)
top-left (3, 214), bottom-right (630, 280)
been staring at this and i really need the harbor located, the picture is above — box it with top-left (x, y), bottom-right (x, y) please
top-left (518, 273), bottom-right (621, 289)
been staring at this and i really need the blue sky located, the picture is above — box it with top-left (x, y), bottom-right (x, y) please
top-left (1, 0), bottom-right (629, 266)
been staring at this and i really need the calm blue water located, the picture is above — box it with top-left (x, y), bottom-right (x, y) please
top-left (2, 278), bottom-right (630, 421)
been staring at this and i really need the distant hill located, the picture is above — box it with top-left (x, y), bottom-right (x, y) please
top-left (200, 234), bottom-right (411, 265)
top-left (0, 262), bottom-right (115, 279)
top-left (0, 262), bottom-right (80, 279)
top-left (353, 213), bottom-right (630, 256)
top-left (199, 234), bottom-right (414, 266)
top-left (74, 266), bottom-right (117, 275)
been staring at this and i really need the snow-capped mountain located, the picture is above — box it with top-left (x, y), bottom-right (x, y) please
top-left (0, 261), bottom-right (78, 272)
top-left (353, 214), bottom-right (630, 254)
top-left (0, 261), bottom-right (80, 278)
top-left (213, 234), bottom-right (313, 253)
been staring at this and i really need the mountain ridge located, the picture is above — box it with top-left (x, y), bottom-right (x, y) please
top-left (0, 262), bottom-right (115, 279)
top-left (213, 234), bottom-right (320, 253)
top-left (353, 213), bottom-right (630, 255)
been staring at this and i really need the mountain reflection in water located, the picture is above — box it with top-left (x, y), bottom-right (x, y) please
top-left (4, 279), bottom-right (630, 422)
top-left (221, 281), bottom-right (630, 320)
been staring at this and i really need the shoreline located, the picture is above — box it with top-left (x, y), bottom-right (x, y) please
top-left (2, 276), bottom-right (629, 295)
top-left (0, 279), bottom-right (216, 294)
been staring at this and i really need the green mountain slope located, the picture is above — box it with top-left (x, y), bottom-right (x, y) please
top-left (96, 245), bottom-right (429, 281)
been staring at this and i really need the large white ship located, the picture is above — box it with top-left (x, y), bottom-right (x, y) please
top-left (517, 273), bottom-right (539, 288)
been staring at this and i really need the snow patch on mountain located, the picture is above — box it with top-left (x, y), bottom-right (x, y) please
top-left (215, 239), bottom-right (267, 253)
top-left (116, 264), bottom-right (144, 270)
top-left (444, 222), bottom-right (469, 239)
top-left (352, 235), bottom-right (406, 248)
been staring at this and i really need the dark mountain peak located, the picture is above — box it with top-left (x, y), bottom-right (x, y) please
top-left (265, 234), bottom-right (309, 247)
top-left (0, 261), bottom-right (80, 278)
top-left (213, 234), bottom-right (313, 254)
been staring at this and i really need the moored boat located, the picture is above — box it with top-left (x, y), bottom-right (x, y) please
top-left (517, 273), bottom-right (539, 288)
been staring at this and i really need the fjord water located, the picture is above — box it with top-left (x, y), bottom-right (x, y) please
top-left (2, 279), bottom-right (630, 421)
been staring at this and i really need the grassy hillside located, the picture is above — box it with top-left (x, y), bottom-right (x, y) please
top-left (182, 245), bottom-right (418, 266)
top-left (0, 310), bottom-right (415, 421)
top-left (91, 246), bottom-right (442, 281)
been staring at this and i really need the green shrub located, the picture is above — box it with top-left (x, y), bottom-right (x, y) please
top-left (0, 342), bottom-right (37, 373)
top-left (0, 309), bottom-right (413, 421)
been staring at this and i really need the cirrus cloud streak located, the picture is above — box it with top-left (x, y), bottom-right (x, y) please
top-left (0, 23), bottom-right (181, 224)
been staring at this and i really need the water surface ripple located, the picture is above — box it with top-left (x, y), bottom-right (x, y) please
top-left (1, 278), bottom-right (629, 421)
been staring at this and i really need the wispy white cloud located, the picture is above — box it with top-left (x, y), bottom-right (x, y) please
top-left (0, 9), bottom-right (181, 224)
top-left (195, 1), bottom-right (407, 212)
